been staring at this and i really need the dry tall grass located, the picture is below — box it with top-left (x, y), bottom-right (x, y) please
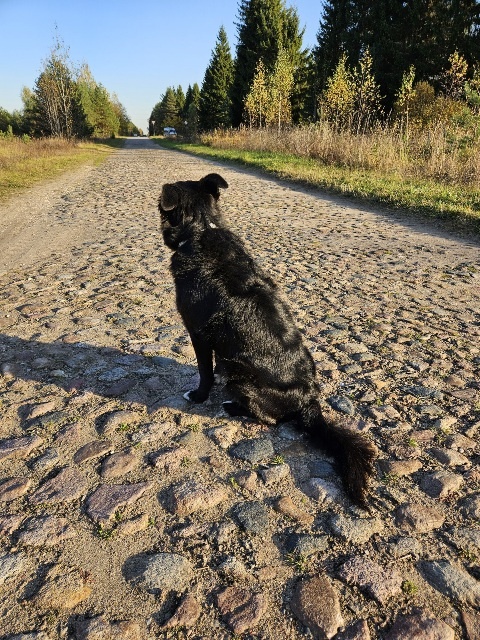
top-left (0, 136), bottom-right (77, 170)
top-left (201, 123), bottom-right (480, 188)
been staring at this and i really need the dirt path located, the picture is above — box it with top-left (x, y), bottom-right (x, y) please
top-left (0, 137), bottom-right (479, 639)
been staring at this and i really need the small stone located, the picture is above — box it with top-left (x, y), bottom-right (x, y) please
top-left (208, 424), bottom-right (238, 449)
top-left (117, 513), bottom-right (150, 537)
top-left (460, 493), bottom-right (480, 519)
top-left (395, 502), bottom-right (445, 533)
top-left (34, 566), bottom-right (92, 609)
top-left (328, 395), bottom-right (355, 415)
top-left (0, 552), bottom-right (27, 585)
top-left (273, 495), bottom-right (314, 525)
top-left (26, 401), bottom-right (57, 420)
top-left (444, 374), bottom-right (465, 388)
top-left (420, 561), bottom-right (480, 607)
top-left (100, 410), bottom-right (143, 435)
top-left (335, 620), bottom-right (371, 640)
top-left (86, 482), bottom-right (151, 523)
top-left (284, 533), bottom-right (329, 557)
top-left (161, 592), bottom-right (201, 630)
top-left (330, 513), bottom-right (384, 544)
top-left (216, 586), bottom-right (267, 635)
top-left (428, 447), bottom-right (471, 467)
top-left (339, 556), bottom-right (403, 604)
top-left (123, 552), bottom-right (192, 595)
top-left (462, 610), bottom-right (480, 640)
top-left (233, 501), bottom-right (269, 534)
top-left (303, 477), bottom-right (342, 502)
top-left (75, 616), bottom-right (141, 640)
top-left (31, 448), bottom-right (60, 472)
top-left (0, 435), bottom-right (43, 461)
top-left (29, 467), bottom-right (87, 505)
top-left (168, 479), bottom-right (228, 516)
top-left (446, 527), bottom-right (480, 557)
top-left (259, 463), bottom-right (290, 486)
top-left (130, 421), bottom-right (175, 445)
top-left (0, 514), bottom-right (24, 536)
top-left (101, 448), bottom-right (139, 479)
top-left (218, 556), bottom-right (250, 580)
top-left (388, 537), bottom-right (423, 559)
top-left (73, 440), bottom-right (113, 464)
top-left (232, 470), bottom-right (258, 491)
top-left (149, 446), bottom-right (189, 471)
top-left (231, 438), bottom-right (275, 464)
top-left (384, 608), bottom-right (455, 640)
top-left (0, 477), bottom-right (31, 502)
top-left (8, 633), bottom-right (50, 640)
top-left (379, 459), bottom-right (422, 477)
top-left (445, 432), bottom-right (477, 450)
top-left (420, 471), bottom-right (463, 498)
top-left (17, 515), bottom-right (76, 547)
top-left (290, 574), bottom-right (344, 639)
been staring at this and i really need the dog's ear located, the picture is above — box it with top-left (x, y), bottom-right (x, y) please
top-left (199, 173), bottom-right (228, 200)
top-left (159, 184), bottom-right (179, 211)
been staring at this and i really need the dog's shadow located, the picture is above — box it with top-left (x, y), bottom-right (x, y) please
top-left (0, 332), bottom-right (216, 426)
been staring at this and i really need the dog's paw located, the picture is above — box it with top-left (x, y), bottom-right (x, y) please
top-left (222, 400), bottom-right (250, 417)
top-left (183, 389), bottom-right (208, 403)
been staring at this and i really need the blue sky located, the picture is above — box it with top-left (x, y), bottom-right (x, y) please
top-left (0, 0), bottom-right (323, 133)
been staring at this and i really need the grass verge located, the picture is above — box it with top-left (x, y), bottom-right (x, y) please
top-left (154, 138), bottom-right (480, 236)
top-left (0, 138), bottom-right (124, 202)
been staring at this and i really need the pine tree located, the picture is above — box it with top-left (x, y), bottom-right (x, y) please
top-left (199, 26), bottom-right (234, 130)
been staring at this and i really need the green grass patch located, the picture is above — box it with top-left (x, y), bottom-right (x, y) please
top-left (0, 137), bottom-right (124, 202)
top-left (154, 138), bottom-right (480, 235)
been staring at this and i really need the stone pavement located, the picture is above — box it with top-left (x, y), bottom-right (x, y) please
top-left (0, 138), bottom-right (479, 639)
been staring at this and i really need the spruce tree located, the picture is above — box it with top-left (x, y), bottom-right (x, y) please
top-left (199, 26), bottom-right (234, 130)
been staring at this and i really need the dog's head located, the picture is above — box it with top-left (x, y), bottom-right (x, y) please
top-left (159, 173), bottom-right (228, 250)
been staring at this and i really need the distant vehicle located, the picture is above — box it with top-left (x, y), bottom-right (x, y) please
top-left (163, 127), bottom-right (177, 138)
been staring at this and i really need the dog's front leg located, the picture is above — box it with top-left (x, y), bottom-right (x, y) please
top-left (184, 333), bottom-right (214, 403)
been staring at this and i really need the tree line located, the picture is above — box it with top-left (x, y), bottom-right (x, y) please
top-left (0, 35), bottom-right (139, 139)
top-left (149, 0), bottom-right (480, 135)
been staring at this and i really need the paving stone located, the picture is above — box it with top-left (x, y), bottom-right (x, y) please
top-left (31, 448), bottom-right (60, 472)
top-left (459, 493), bottom-right (480, 519)
top-left (395, 502), bottom-right (445, 533)
top-left (73, 439), bottom-right (113, 464)
top-left (273, 495), bottom-right (314, 525)
top-left (0, 435), bottom-right (43, 461)
top-left (303, 477), bottom-right (342, 502)
top-left (216, 585), bottom-right (267, 635)
top-left (330, 514), bottom-right (384, 544)
top-left (123, 552), bottom-right (192, 595)
top-left (379, 459), bottom-right (422, 476)
top-left (100, 410), bottom-right (143, 435)
top-left (75, 616), bottom-right (141, 640)
top-left (420, 561), bottom-right (480, 607)
top-left (8, 633), bottom-right (50, 640)
top-left (208, 423), bottom-right (238, 449)
top-left (0, 477), bottom-right (31, 502)
top-left (168, 478), bottom-right (228, 516)
top-left (384, 608), bottom-right (455, 640)
top-left (231, 437), bottom-right (275, 464)
top-left (25, 401), bottom-right (57, 420)
top-left (335, 620), bottom-right (371, 640)
top-left (338, 556), bottom-right (403, 604)
top-left (259, 463), bottom-right (290, 485)
top-left (116, 513), bottom-right (150, 537)
top-left (284, 533), bottom-right (329, 557)
top-left (420, 471), bottom-right (463, 498)
top-left (161, 592), bottom-right (201, 630)
top-left (86, 482), bottom-right (151, 523)
top-left (428, 447), bottom-right (471, 467)
top-left (0, 514), bottom-right (24, 536)
top-left (232, 470), bottom-right (258, 491)
top-left (328, 395), bottom-right (355, 415)
top-left (462, 610), bottom-right (480, 640)
top-left (149, 446), bottom-right (189, 471)
top-left (233, 501), bottom-right (269, 534)
top-left (290, 574), bottom-right (344, 639)
top-left (33, 565), bottom-right (92, 609)
top-left (445, 527), bottom-right (480, 556)
top-left (100, 448), bottom-right (139, 479)
top-left (29, 467), bottom-right (87, 505)
top-left (0, 552), bottom-right (27, 585)
top-left (17, 516), bottom-right (76, 547)
top-left (218, 556), bottom-right (250, 580)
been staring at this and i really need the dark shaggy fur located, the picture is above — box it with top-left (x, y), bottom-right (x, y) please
top-left (158, 173), bottom-right (376, 506)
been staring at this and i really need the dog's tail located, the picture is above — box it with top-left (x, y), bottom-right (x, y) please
top-left (300, 400), bottom-right (376, 507)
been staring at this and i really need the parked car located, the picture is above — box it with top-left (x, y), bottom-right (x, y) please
top-left (163, 127), bottom-right (177, 138)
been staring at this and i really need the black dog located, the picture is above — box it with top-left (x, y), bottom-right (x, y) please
top-left (159, 173), bottom-right (375, 506)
